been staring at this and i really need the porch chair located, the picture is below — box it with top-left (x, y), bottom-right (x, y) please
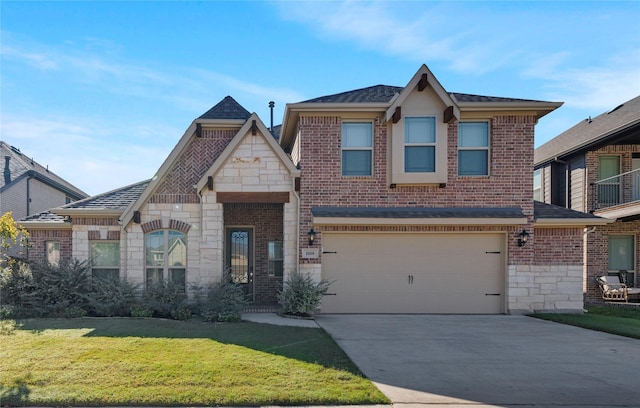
top-left (596, 275), bottom-right (640, 303)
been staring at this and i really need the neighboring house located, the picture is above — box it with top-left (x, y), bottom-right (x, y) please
top-left (21, 64), bottom-right (608, 314)
top-left (1, 141), bottom-right (88, 260)
top-left (1, 141), bottom-right (88, 221)
top-left (534, 95), bottom-right (640, 302)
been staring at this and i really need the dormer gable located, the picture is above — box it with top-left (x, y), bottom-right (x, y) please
top-left (386, 64), bottom-right (459, 185)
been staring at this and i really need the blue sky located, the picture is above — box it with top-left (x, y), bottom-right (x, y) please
top-left (2, 1), bottom-right (639, 196)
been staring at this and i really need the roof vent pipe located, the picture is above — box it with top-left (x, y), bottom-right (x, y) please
top-left (4, 156), bottom-right (11, 184)
top-left (269, 101), bottom-right (275, 133)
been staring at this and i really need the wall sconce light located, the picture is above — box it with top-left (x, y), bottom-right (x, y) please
top-left (308, 228), bottom-right (316, 246)
top-left (518, 229), bottom-right (530, 247)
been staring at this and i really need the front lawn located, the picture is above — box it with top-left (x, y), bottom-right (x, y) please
top-left (531, 305), bottom-right (640, 339)
top-left (0, 317), bottom-right (388, 406)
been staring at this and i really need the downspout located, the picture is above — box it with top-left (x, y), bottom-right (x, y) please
top-left (292, 188), bottom-right (301, 275)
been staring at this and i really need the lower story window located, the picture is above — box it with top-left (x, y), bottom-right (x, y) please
top-left (608, 235), bottom-right (634, 282)
top-left (268, 241), bottom-right (284, 277)
top-left (46, 241), bottom-right (60, 267)
top-left (145, 230), bottom-right (187, 289)
top-left (91, 241), bottom-right (120, 280)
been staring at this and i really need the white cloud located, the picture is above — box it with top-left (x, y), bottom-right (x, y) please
top-left (526, 49), bottom-right (640, 111)
top-left (0, 114), bottom-right (178, 196)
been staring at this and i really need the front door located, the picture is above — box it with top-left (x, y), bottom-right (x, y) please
top-left (225, 228), bottom-right (254, 301)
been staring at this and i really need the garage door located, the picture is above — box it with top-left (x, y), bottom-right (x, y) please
top-left (321, 232), bottom-right (505, 314)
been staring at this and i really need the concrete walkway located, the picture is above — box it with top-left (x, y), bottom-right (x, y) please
top-left (242, 312), bottom-right (319, 328)
top-left (316, 314), bottom-right (640, 408)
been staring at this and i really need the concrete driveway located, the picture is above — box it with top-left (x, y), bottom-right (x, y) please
top-left (316, 315), bottom-right (640, 407)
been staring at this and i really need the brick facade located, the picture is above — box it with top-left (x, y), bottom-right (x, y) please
top-left (28, 229), bottom-right (72, 264)
top-left (224, 203), bottom-right (284, 303)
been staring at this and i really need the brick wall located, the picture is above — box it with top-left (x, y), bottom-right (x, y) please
top-left (153, 129), bottom-right (237, 203)
top-left (28, 229), bottom-right (72, 264)
top-left (586, 220), bottom-right (640, 301)
top-left (224, 203), bottom-right (284, 303)
top-left (297, 114), bottom-right (537, 263)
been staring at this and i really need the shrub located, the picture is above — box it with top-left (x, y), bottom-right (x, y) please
top-left (88, 277), bottom-right (138, 317)
top-left (130, 305), bottom-right (153, 318)
top-left (200, 272), bottom-right (247, 322)
top-left (278, 272), bottom-right (331, 317)
top-left (142, 280), bottom-right (188, 318)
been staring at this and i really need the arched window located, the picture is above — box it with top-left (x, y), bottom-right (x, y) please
top-left (145, 230), bottom-right (186, 288)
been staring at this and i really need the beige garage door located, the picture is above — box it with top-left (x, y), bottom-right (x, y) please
top-left (321, 232), bottom-right (505, 314)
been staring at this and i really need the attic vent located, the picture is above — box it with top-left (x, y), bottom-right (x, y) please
top-left (10, 146), bottom-right (21, 154)
top-left (608, 104), bottom-right (624, 114)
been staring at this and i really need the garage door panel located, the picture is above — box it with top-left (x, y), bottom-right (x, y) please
top-left (321, 232), bottom-right (504, 314)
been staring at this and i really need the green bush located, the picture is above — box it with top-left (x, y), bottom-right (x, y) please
top-left (130, 305), bottom-right (153, 318)
top-left (278, 272), bottom-right (331, 317)
top-left (200, 272), bottom-right (247, 322)
top-left (142, 280), bottom-right (188, 318)
top-left (89, 277), bottom-right (138, 317)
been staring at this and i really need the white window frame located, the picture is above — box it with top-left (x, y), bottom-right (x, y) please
top-left (90, 241), bottom-right (120, 281)
top-left (457, 121), bottom-right (490, 177)
top-left (533, 169), bottom-right (542, 201)
top-left (404, 116), bottom-right (437, 173)
top-left (341, 121), bottom-right (373, 177)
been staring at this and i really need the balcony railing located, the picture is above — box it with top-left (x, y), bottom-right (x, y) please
top-left (591, 168), bottom-right (640, 211)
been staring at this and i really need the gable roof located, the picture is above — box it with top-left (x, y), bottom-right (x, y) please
top-left (535, 95), bottom-right (640, 166)
top-left (195, 113), bottom-right (299, 193)
top-left (198, 96), bottom-right (252, 120)
top-left (0, 141), bottom-right (88, 199)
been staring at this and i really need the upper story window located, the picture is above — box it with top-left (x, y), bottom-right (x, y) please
top-left (46, 241), bottom-right (60, 267)
top-left (404, 117), bottom-right (436, 173)
top-left (145, 230), bottom-right (187, 289)
top-left (458, 122), bottom-right (489, 176)
top-left (533, 169), bottom-right (542, 201)
top-left (341, 122), bottom-right (373, 176)
top-left (91, 241), bottom-right (120, 281)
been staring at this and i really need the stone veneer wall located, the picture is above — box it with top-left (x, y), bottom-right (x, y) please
top-left (509, 227), bottom-right (584, 313)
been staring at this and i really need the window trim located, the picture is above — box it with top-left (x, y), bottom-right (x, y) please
top-left (145, 229), bottom-right (187, 288)
top-left (341, 121), bottom-right (374, 177)
top-left (404, 116), bottom-right (437, 173)
top-left (457, 121), bottom-right (490, 177)
top-left (90, 240), bottom-right (120, 281)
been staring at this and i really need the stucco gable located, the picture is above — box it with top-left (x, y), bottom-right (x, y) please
top-left (196, 113), bottom-right (300, 194)
top-left (385, 64), bottom-right (460, 123)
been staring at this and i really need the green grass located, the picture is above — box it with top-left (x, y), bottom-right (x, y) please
top-left (0, 317), bottom-right (389, 406)
top-left (532, 305), bottom-right (640, 339)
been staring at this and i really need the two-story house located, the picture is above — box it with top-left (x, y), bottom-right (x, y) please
top-left (1, 141), bottom-right (88, 259)
top-left (534, 95), bottom-right (640, 302)
top-left (1, 141), bottom-right (88, 220)
top-left (21, 64), bottom-right (607, 314)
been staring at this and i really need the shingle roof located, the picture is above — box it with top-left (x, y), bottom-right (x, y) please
top-left (301, 85), bottom-right (403, 103)
top-left (60, 179), bottom-right (150, 210)
top-left (535, 95), bottom-right (640, 165)
top-left (312, 206), bottom-right (525, 219)
top-left (298, 86), bottom-right (552, 105)
top-left (198, 96), bottom-right (252, 120)
top-left (451, 93), bottom-right (552, 103)
top-left (0, 141), bottom-right (88, 199)
top-left (21, 210), bottom-right (67, 223)
top-left (533, 200), bottom-right (604, 220)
